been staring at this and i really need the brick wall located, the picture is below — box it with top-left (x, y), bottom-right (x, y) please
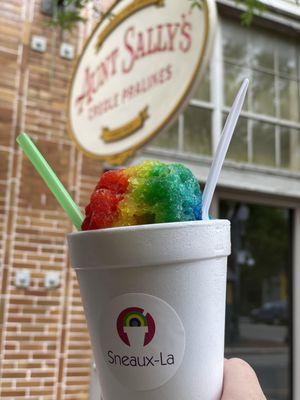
top-left (0, 1), bottom-right (105, 398)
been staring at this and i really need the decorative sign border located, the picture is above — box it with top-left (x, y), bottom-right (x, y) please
top-left (67, 0), bottom-right (216, 165)
top-left (102, 106), bottom-right (150, 143)
top-left (95, 0), bottom-right (165, 52)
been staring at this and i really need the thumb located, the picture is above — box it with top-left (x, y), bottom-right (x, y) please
top-left (221, 358), bottom-right (266, 400)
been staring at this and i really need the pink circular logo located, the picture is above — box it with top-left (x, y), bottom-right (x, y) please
top-left (116, 307), bottom-right (156, 347)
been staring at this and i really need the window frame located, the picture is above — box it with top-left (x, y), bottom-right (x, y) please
top-left (147, 16), bottom-right (300, 175)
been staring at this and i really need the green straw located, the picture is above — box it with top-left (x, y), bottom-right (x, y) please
top-left (16, 133), bottom-right (84, 231)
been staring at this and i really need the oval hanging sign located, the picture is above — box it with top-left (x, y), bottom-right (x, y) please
top-left (67, 0), bottom-right (216, 164)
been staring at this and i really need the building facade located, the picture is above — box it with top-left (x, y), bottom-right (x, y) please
top-left (0, 1), bottom-right (299, 400)
top-left (0, 1), bottom-right (100, 398)
top-left (137, 2), bottom-right (300, 400)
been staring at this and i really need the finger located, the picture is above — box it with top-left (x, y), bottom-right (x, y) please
top-left (221, 358), bottom-right (266, 400)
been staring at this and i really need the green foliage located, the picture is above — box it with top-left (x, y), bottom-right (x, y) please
top-left (190, 0), bottom-right (266, 26)
top-left (49, 10), bottom-right (85, 31)
top-left (47, 0), bottom-right (88, 31)
top-left (236, 0), bottom-right (267, 26)
top-left (49, 0), bottom-right (267, 32)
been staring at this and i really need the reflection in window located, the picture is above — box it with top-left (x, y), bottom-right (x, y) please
top-left (184, 106), bottom-right (212, 156)
top-left (252, 121), bottom-right (276, 167)
top-left (193, 66), bottom-right (210, 102)
top-left (224, 63), bottom-right (249, 110)
top-left (279, 79), bottom-right (299, 122)
top-left (252, 71), bottom-right (276, 117)
top-left (278, 39), bottom-right (297, 78)
top-left (222, 22), bottom-right (248, 64)
top-left (222, 19), bottom-right (300, 173)
top-left (221, 200), bottom-right (292, 400)
top-left (148, 65), bottom-right (212, 154)
top-left (280, 127), bottom-right (300, 171)
top-left (150, 120), bottom-right (179, 150)
top-left (251, 29), bottom-right (275, 71)
top-left (147, 19), bottom-right (300, 176)
top-left (226, 116), bottom-right (248, 163)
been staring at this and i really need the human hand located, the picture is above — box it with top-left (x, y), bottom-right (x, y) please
top-left (221, 358), bottom-right (267, 399)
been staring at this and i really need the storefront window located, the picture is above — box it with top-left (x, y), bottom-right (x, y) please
top-left (279, 78), bottom-right (299, 122)
top-left (252, 121), bottom-right (276, 167)
top-left (149, 18), bottom-right (300, 173)
top-left (252, 71), bottom-right (276, 117)
top-left (224, 64), bottom-right (249, 110)
top-left (225, 116), bottom-right (248, 163)
top-left (220, 200), bottom-right (292, 400)
top-left (193, 66), bottom-right (211, 102)
top-left (251, 29), bottom-right (276, 71)
top-left (222, 20), bottom-right (300, 171)
top-left (278, 40), bottom-right (297, 78)
top-left (280, 127), bottom-right (300, 171)
top-left (150, 120), bottom-right (179, 150)
top-left (184, 106), bottom-right (212, 156)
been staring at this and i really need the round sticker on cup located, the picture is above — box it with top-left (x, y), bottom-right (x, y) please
top-left (100, 293), bottom-right (185, 391)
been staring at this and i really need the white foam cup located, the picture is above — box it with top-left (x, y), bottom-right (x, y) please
top-left (68, 219), bottom-right (231, 400)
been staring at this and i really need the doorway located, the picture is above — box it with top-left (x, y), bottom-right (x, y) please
top-left (220, 200), bottom-right (292, 400)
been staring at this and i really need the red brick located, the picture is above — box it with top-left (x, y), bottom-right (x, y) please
top-left (0, 2), bottom-right (96, 398)
top-left (0, 389), bottom-right (26, 397)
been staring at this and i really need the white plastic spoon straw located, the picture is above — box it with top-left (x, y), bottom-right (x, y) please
top-left (202, 78), bottom-right (249, 220)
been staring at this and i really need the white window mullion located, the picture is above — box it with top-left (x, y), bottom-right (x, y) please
top-left (178, 114), bottom-right (184, 152)
top-left (247, 29), bottom-right (253, 164)
top-left (274, 42), bottom-right (281, 168)
top-left (189, 99), bottom-right (213, 109)
top-left (221, 108), bottom-right (300, 130)
top-left (248, 118), bottom-right (253, 163)
top-left (275, 125), bottom-right (281, 168)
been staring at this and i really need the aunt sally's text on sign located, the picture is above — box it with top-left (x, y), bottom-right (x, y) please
top-left (76, 16), bottom-right (193, 115)
top-left (68, 0), bottom-right (217, 164)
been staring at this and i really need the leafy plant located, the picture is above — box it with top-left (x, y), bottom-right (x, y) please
top-left (48, 0), bottom-right (267, 32)
top-left (191, 0), bottom-right (266, 25)
top-left (48, 0), bottom-right (105, 31)
top-left (236, 0), bottom-right (266, 26)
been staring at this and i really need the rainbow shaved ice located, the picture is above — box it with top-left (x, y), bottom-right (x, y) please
top-left (82, 160), bottom-right (202, 230)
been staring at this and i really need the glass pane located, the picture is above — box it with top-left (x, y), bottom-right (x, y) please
top-left (222, 20), bottom-right (248, 65)
top-left (281, 127), bottom-right (300, 171)
top-left (278, 40), bottom-right (297, 79)
top-left (252, 71), bottom-right (276, 116)
top-left (279, 78), bottom-right (299, 122)
top-left (252, 121), bottom-right (276, 167)
top-left (224, 63), bottom-right (249, 109)
top-left (193, 66), bottom-right (210, 102)
top-left (221, 200), bottom-right (292, 400)
top-left (224, 115), bottom-right (248, 163)
top-left (150, 119), bottom-right (179, 150)
top-left (184, 106), bottom-right (211, 156)
top-left (251, 29), bottom-right (275, 71)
